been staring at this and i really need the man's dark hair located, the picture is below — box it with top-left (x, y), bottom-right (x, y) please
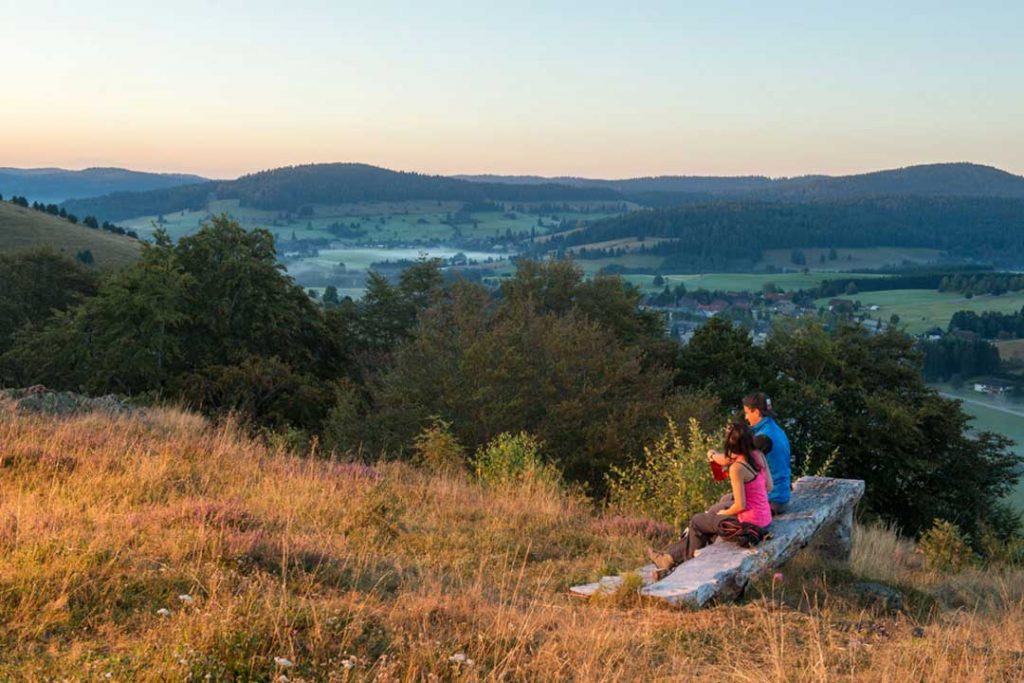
top-left (742, 392), bottom-right (773, 416)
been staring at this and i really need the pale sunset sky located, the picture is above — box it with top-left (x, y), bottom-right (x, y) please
top-left (1, 1), bottom-right (1022, 179)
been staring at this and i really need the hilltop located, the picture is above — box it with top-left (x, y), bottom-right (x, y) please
top-left (2, 401), bottom-right (1023, 680)
top-left (60, 161), bottom-right (1024, 231)
top-left (63, 163), bottom-right (622, 222)
top-left (461, 162), bottom-right (1024, 202)
top-left (0, 167), bottom-right (208, 204)
top-left (0, 201), bottom-right (140, 268)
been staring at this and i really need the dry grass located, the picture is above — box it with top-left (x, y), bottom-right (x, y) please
top-left (0, 202), bottom-right (141, 269)
top-left (2, 404), bottom-right (1024, 681)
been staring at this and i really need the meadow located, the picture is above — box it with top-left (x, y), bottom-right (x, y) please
top-left (624, 270), bottom-right (886, 294)
top-left (0, 202), bottom-right (140, 268)
top-left (817, 289), bottom-right (1024, 335)
top-left (932, 384), bottom-right (1024, 510)
top-left (121, 199), bottom-right (623, 245)
top-left (758, 247), bottom-right (943, 272)
top-left (4, 401), bottom-right (1024, 681)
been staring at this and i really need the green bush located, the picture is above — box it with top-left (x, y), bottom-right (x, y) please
top-left (412, 417), bottom-right (466, 473)
top-left (918, 519), bottom-right (974, 573)
top-left (607, 417), bottom-right (725, 529)
top-left (472, 432), bottom-right (559, 487)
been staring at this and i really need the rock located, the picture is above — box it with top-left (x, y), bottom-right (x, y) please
top-left (912, 626), bottom-right (925, 638)
top-left (571, 476), bottom-right (866, 608)
top-left (852, 582), bottom-right (904, 612)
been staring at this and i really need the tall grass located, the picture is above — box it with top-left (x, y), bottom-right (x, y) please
top-left (3, 402), bottom-right (1024, 680)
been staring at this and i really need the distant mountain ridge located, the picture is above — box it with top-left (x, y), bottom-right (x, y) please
top-left (57, 161), bottom-right (1024, 223)
top-left (458, 163), bottom-right (1024, 201)
top-left (0, 167), bottom-right (209, 204)
top-left (62, 163), bottom-right (623, 222)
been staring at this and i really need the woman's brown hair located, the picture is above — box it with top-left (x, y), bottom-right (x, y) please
top-left (723, 421), bottom-right (760, 471)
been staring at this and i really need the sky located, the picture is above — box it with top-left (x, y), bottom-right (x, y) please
top-left (1, 1), bottom-right (1022, 179)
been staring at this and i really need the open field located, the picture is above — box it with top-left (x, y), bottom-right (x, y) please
top-left (0, 202), bottom-right (140, 268)
top-left (996, 339), bottom-right (1024, 363)
top-left (933, 384), bottom-right (1024, 509)
top-left (621, 270), bottom-right (886, 293)
top-left (818, 289), bottom-right (1024, 335)
top-left (759, 247), bottom-right (944, 271)
top-left (122, 199), bottom-right (624, 245)
top-left (5, 403), bottom-right (1024, 680)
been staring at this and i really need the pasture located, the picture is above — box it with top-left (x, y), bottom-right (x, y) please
top-left (817, 289), bottom-right (1024, 335)
top-left (623, 270), bottom-right (886, 294)
top-left (121, 199), bottom-right (623, 245)
top-left (934, 384), bottom-right (1024, 510)
top-left (996, 339), bottom-right (1024, 363)
top-left (0, 201), bottom-right (140, 268)
top-left (759, 247), bottom-right (943, 271)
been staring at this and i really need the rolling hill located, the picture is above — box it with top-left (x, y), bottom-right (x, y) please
top-left (63, 163), bottom-right (624, 222)
top-left (0, 201), bottom-right (141, 268)
top-left (460, 163), bottom-right (1024, 203)
top-left (542, 196), bottom-right (1024, 271)
top-left (0, 167), bottom-right (208, 204)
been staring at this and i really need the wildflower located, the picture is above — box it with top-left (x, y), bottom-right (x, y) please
top-left (772, 572), bottom-right (784, 583)
top-left (448, 653), bottom-right (468, 664)
top-left (157, 608), bottom-right (171, 617)
top-left (274, 657), bottom-right (294, 668)
top-left (341, 657), bottom-right (356, 670)
top-left (177, 594), bottom-right (194, 604)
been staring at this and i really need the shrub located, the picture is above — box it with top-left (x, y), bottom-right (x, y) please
top-left (412, 417), bottom-right (466, 473)
top-left (472, 432), bottom-right (559, 488)
top-left (607, 417), bottom-right (724, 529)
top-left (918, 520), bottom-right (974, 573)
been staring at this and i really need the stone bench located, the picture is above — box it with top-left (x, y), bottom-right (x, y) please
top-left (570, 476), bottom-right (865, 608)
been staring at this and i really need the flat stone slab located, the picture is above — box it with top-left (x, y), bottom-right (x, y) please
top-left (571, 476), bottom-right (865, 608)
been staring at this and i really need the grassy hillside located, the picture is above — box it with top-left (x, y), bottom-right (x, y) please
top-left (0, 202), bottom-right (140, 268)
top-left (4, 401), bottom-right (1024, 680)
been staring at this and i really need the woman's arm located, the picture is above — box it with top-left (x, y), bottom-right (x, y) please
top-left (717, 463), bottom-right (747, 516)
top-left (754, 451), bottom-right (774, 494)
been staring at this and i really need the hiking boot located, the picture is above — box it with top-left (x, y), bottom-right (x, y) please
top-left (646, 547), bottom-right (674, 571)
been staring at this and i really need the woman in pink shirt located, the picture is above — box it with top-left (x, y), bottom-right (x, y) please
top-left (648, 421), bottom-right (772, 570)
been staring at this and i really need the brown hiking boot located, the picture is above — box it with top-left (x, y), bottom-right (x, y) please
top-left (646, 547), bottom-right (674, 571)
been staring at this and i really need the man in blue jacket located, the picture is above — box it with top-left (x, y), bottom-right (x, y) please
top-left (742, 392), bottom-right (792, 513)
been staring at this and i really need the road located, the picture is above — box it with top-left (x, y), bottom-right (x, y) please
top-left (939, 392), bottom-right (1024, 419)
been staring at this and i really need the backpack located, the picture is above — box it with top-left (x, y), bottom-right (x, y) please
top-left (716, 518), bottom-right (769, 548)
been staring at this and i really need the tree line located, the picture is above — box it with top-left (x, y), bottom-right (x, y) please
top-left (940, 273), bottom-right (1024, 297)
top-left (62, 164), bottom-right (622, 222)
top-left (0, 216), bottom-right (1018, 542)
top-left (919, 336), bottom-right (1003, 382)
top-left (540, 197), bottom-right (1024, 271)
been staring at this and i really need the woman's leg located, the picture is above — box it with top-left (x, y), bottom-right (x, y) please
top-left (681, 512), bottom-right (723, 561)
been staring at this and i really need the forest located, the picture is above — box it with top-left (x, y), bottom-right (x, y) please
top-left (61, 163), bottom-right (622, 222)
top-left (546, 197), bottom-right (1024, 270)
